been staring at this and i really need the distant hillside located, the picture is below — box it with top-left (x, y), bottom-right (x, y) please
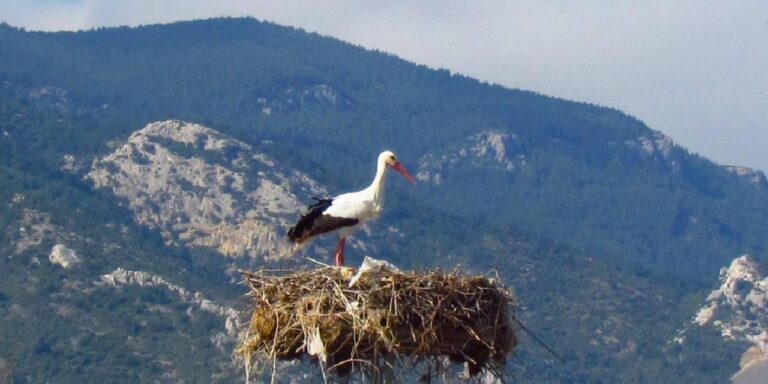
top-left (0, 18), bottom-right (764, 382)
top-left (2, 18), bottom-right (767, 283)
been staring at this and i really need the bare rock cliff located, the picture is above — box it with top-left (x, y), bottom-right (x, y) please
top-left (684, 255), bottom-right (768, 383)
top-left (87, 120), bottom-right (327, 262)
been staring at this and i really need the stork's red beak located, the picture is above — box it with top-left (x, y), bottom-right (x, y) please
top-left (392, 162), bottom-right (416, 184)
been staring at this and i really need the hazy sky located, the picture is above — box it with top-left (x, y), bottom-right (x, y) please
top-left (3, 1), bottom-right (767, 171)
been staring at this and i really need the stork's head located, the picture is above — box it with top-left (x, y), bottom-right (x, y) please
top-left (380, 150), bottom-right (416, 184)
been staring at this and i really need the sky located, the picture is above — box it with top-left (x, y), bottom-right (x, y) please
top-left (2, 1), bottom-right (768, 171)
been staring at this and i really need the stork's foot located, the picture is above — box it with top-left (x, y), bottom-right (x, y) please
top-left (339, 267), bottom-right (356, 279)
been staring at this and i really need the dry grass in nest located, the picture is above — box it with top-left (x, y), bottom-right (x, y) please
top-left (237, 266), bottom-right (518, 382)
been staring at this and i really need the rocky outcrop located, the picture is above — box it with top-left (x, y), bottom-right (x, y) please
top-left (625, 131), bottom-right (681, 172)
top-left (49, 244), bottom-right (80, 268)
top-left (59, 154), bottom-right (84, 173)
top-left (693, 255), bottom-right (768, 353)
top-left (254, 84), bottom-right (352, 116)
top-left (99, 268), bottom-right (238, 327)
top-left (626, 131), bottom-right (674, 159)
top-left (733, 347), bottom-right (768, 384)
top-left (724, 166), bottom-right (767, 186)
top-left (684, 255), bottom-right (768, 382)
top-left (14, 209), bottom-right (55, 255)
top-left (13, 208), bottom-right (81, 258)
top-left (283, 84), bottom-right (350, 107)
top-left (417, 130), bottom-right (525, 185)
top-left (97, 267), bottom-right (242, 353)
top-left (87, 120), bottom-right (327, 261)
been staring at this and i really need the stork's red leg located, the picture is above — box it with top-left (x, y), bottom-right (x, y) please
top-left (334, 237), bottom-right (347, 266)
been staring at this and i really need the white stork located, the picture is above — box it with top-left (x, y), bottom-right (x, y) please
top-left (288, 150), bottom-right (416, 266)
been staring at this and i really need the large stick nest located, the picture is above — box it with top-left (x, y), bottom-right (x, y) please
top-left (237, 266), bottom-right (518, 382)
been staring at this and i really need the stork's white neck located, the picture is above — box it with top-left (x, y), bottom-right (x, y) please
top-left (368, 156), bottom-right (388, 208)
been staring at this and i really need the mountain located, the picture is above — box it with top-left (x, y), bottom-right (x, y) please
top-left (1, 18), bottom-right (767, 382)
top-left (3, 18), bottom-right (767, 283)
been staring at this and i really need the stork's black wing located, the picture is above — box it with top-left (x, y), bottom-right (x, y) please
top-left (287, 198), bottom-right (359, 244)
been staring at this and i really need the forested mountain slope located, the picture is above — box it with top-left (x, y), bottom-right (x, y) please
top-left (0, 18), bottom-right (764, 382)
top-left (2, 19), bottom-right (766, 282)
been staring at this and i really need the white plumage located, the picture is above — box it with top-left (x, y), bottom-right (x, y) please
top-left (287, 150), bottom-right (415, 266)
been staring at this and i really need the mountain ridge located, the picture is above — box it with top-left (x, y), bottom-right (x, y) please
top-left (1, 17), bottom-right (766, 382)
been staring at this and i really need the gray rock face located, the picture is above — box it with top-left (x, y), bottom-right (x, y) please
top-left (625, 131), bottom-right (681, 172)
top-left (14, 208), bottom-right (82, 258)
top-left (98, 267), bottom-right (239, 333)
top-left (733, 347), bottom-right (768, 384)
top-left (682, 255), bottom-right (768, 382)
top-left (49, 244), bottom-right (80, 268)
top-left (14, 209), bottom-right (55, 255)
top-left (417, 130), bottom-right (525, 185)
top-left (693, 255), bottom-right (768, 352)
top-left (626, 131), bottom-right (674, 159)
top-left (87, 120), bottom-right (327, 262)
